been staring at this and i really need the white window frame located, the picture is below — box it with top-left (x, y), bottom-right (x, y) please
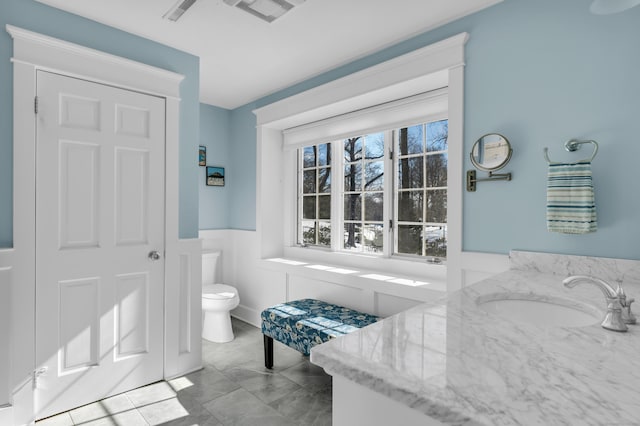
top-left (392, 116), bottom-right (449, 261)
top-left (297, 143), bottom-right (333, 248)
top-left (296, 112), bottom-right (449, 261)
top-left (255, 33), bottom-right (468, 291)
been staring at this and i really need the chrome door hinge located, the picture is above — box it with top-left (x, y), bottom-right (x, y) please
top-left (33, 366), bottom-right (48, 389)
top-left (34, 96), bottom-right (38, 114)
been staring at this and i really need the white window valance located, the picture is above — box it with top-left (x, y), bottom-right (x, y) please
top-left (282, 88), bottom-right (448, 149)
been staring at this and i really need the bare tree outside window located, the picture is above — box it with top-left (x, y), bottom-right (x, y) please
top-left (343, 133), bottom-right (384, 253)
top-left (300, 143), bottom-right (331, 246)
top-left (396, 120), bottom-right (448, 258)
top-left (297, 118), bottom-right (447, 260)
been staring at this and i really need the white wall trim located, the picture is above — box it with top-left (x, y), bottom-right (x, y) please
top-left (254, 33), bottom-right (467, 129)
top-left (199, 229), bottom-right (508, 337)
top-left (231, 305), bottom-right (262, 329)
top-left (8, 25), bottom-right (186, 425)
top-left (10, 57), bottom-right (37, 426)
top-left (259, 258), bottom-right (446, 300)
top-left (282, 88), bottom-right (449, 149)
top-left (165, 239), bottom-right (203, 380)
top-left (254, 32), bottom-right (469, 292)
top-left (444, 64), bottom-right (465, 291)
top-left (0, 406), bottom-right (12, 426)
top-left (0, 249), bottom-right (13, 410)
top-left (460, 251), bottom-right (510, 287)
top-left (460, 251), bottom-right (510, 274)
top-left (6, 25), bottom-right (184, 99)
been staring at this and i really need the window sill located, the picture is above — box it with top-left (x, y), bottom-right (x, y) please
top-left (259, 247), bottom-right (447, 302)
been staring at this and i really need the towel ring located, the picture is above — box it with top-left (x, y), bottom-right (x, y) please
top-left (544, 139), bottom-right (598, 164)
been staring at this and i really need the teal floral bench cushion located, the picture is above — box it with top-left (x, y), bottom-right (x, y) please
top-left (261, 299), bottom-right (381, 358)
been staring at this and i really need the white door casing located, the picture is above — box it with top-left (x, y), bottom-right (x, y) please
top-left (7, 25), bottom-right (197, 426)
top-left (35, 71), bottom-right (166, 419)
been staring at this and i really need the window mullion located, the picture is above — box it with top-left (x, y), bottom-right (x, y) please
top-left (296, 150), bottom-right (303, 245)
top-left (331, 140), bottom-right (342, 252)
top-left (423, 124), bottom-right (428, 257)
top-left (383, 130), bottom-right (393, 258)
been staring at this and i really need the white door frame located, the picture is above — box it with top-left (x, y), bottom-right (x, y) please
top-left (7, 25), bottom-right (184, 425)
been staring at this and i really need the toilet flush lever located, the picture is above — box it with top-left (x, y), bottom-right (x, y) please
top-left (148, 250), bottom-right (161, 261)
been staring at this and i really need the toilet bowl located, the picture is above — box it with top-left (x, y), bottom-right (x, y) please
top-left (202, 251), bottom-right (240, 343)
top-left (202, 284), bottom-right (239, 343)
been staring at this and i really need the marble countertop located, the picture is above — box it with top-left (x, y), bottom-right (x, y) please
top-left (310, 251), bottom-right (640, 425)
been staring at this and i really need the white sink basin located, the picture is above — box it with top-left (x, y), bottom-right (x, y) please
top-left (476, 294), bottom-right (601, 328)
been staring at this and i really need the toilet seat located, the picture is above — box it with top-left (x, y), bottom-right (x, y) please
top-left (202, 284), bottom-right (238, 300)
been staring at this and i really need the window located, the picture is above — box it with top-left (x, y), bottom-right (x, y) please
top-left (297, 118), bottom-right (448, 261)
top-left (395, 121), bottom-right (448, 258)
top-left (257, 34), bottom-right (467, 289)
top-left (343, 133), bottom-right (385, 253)
top-left (300, 143), bottom-right (332, 246)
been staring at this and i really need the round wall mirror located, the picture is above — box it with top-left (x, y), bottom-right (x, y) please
top-left (470, 133), bottom-right (512, 171)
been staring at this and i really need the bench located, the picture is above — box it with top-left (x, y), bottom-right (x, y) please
top-left (261, 299), bottom-right (381, 369)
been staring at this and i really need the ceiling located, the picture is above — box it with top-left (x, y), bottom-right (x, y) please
top-left (35, 0), bottom-right (502, 110)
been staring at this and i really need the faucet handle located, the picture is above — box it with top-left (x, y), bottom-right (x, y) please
top-left (621, 297), bottom-right (636, 325)
top-left (602, 298), bottom-right (628, 332)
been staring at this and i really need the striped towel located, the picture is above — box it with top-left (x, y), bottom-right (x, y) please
top-left (546, 162), bottom-right (597, 234)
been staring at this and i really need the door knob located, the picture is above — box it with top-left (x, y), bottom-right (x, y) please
top-left (148, 250), bottom-right (161, 261)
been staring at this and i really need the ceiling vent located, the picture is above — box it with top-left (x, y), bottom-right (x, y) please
top-left (163, 0), bottom-right (198, 21)
top-left (223, 0), bottom-right (306, 23)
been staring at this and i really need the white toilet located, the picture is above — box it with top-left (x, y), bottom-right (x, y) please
top-left (202, 250), bottom-right (240, 343)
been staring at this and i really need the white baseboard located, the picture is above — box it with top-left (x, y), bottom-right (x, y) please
top-left (231, 304), bottom-right (261, 328)
top-left (0, 405), bottom-right (12, 426)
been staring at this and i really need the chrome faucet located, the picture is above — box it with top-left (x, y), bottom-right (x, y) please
top-left (563, 275), bottom-right (636, 332)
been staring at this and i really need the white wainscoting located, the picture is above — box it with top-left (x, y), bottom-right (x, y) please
top-left (460, 251), bottom-right (510, 287)
top-left (165, 238), bottom-right (203, 379)
top-left (199, 230), bottom-right (510, 328)
top-left (1, 249), bottom-right (13, 425)
top-left (0, 407), bottom-right (11, 426)
top-left (0, 249), bottom-right (14, 410)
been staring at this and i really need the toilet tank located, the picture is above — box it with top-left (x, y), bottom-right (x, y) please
top-left (202, 250), bottom-right (222, 285)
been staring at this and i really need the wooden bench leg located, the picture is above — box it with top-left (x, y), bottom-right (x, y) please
top-left (264, 335), bottom-right (274, 369)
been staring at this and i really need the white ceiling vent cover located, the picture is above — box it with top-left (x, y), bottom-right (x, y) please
top-left (223, 0), bottom-right (306, 23)
top-left (163, 0), bottom-right (198, 21)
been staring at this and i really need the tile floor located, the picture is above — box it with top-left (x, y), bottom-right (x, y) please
top-left (37, 318), bottom-right (332, 426)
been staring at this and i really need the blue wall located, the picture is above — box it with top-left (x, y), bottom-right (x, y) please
top-left (0, 0), bottom-right (201, 247)
top-left (227, 103), bottom-right (258, 230)
top-left (199, 103), bottom-right (230, 229)
top-left (227, 0), bottom-right (640, 259)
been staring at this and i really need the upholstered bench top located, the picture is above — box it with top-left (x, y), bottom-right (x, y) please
top-left (261, 299), bottom-right (381, 358)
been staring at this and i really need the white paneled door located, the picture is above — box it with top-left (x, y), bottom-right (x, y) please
top-left (34, 71), bottom-right (166, 419)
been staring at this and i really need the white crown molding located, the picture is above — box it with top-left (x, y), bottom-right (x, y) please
top-left (254, 32), bottom-right (468, 130)
top-left (6, 24), bottom-right (184, 99)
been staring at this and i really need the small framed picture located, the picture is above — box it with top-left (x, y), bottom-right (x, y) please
top-left (206, 166), bottom-right (225, 186)
top-left (198, 145), bottom-right (206, 166)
